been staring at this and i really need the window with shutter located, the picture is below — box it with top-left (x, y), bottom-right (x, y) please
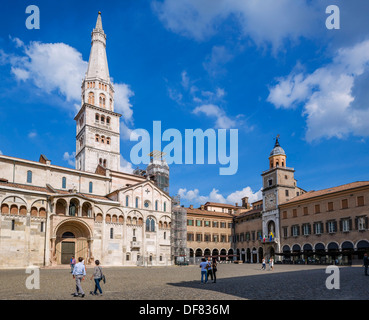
top-left (357, 196), bottom-right (365, 207)
top-left (341, 199), bottom-right (348, 209)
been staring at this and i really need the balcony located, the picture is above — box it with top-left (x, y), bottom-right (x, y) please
top-left (259, 237), bottom-right (276, 244)
top-left (131, 241), bottom-right (141, 249)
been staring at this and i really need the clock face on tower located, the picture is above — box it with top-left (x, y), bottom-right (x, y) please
top-left (265, 193), bottom-right (276, 211)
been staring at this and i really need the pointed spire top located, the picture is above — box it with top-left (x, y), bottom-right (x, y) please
top-left (95, 11), bottom-right (103, 31)
top-left (274, 134), bottom-right (280, 147)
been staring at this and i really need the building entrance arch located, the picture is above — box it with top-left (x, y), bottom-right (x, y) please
top-left (53, 219), bottom-right (93, 265)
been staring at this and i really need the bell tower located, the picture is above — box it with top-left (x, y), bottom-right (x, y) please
top-left (261, 136), bottom-right (296, 259)
top-left (74, 12), bottom-right (121, 173)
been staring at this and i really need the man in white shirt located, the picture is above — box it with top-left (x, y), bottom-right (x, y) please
top-left (72, 257), bottom-right (86, 297)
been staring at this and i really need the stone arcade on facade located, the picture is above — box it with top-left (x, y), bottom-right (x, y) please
top-left (0, 13), bottom-right (172, 268)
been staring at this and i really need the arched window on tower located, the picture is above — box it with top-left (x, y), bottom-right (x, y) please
top-left (106, 137), bottom-right (111, 145)
top-left (88, 92), bottom-right (95, 105)
top-left (101, 136), bottom-right (105, 144)
top-left (95, 113), bottom-right (99, 123)
top-left (103, 159), bottom-right (107, 167)
top-left (106, 117), bottom-right (111, 125)
top-left (101, 115), bottom-right (105, 124)
top-left (99, 94), bottom-right (106, 108)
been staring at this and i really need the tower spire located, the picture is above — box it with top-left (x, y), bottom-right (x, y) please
top-left (86, 11), bottom-right (110, 81)
top-left (95, 11), bottom-right (103, 31)
top-left (75, 12), bottom-right (121, 173)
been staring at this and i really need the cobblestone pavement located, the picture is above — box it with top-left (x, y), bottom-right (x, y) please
top-left (0, 263), bottom-right (368, 300)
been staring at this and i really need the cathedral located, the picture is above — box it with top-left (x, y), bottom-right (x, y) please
top-left (0, 13), bottom-right (172, 268)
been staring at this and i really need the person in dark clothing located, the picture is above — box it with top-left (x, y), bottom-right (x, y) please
top-left (212, 259), bottom-right (217, 283)
top-left (363, 253), bottom-right (369, 276)
top-left (207, 257), bottom-right (213, 282)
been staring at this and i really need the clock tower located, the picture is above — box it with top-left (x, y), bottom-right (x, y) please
top-left (261, 136), bottom-right (297, 259)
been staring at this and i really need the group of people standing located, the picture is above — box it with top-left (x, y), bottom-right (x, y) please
top-left (70, 256), bottom-right (105, 298)
top-left (261, 257), bottom-right (274, 271)
top-left (199, 257), bottom-right (217, 284)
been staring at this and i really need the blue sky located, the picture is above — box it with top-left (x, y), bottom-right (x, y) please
top-left (1, 0), bottom-right (369, 207)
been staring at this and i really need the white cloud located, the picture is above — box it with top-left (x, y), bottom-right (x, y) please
top-left (203, 45), bottom-right (233, 76)
top-left (63, 151), bottom-right (75, 167)
top-left (0, 150), bottom-right (3, 155)
top-left (268, 39), bottom-right (369, 142)
top-left (193, 104), bottom-right (237, 129)
top-left (10, 67), bottom-right (30, 81)
top-left (169, 70), bottom-right (242, 129)
top-left (178, 186), bottom-right (262, 206)
top-left (9, 36), bottom-right (24, 48)
top-left (114, 83), bottom-right (134, 123)
top-left (152, 0), bottom-right (322, 51)
top-left (11, 41), bottom-right (87, 103)
top-left (28, 131), bottom-right (37, 139)
top-left (5, 39), bottom-right (134, 115)
top-left (120, 155), bottom-right (134, 174)
top-left (181, 70), bottom-right (190, 90)
top-left (120, 122), bottom-right (140, 141)
top-left (5, 38), bottom-right (136, 141)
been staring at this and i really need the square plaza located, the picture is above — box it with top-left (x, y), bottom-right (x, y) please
top-left (1, 263), bottom-right (367, 300)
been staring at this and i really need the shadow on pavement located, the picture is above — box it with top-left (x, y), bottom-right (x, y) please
top-left (167, 266), bottom-right (367, 300)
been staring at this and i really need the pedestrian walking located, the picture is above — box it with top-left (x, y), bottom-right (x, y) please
top-left (199, 258), bottom-right (208, 284)
top-left (269, 257), bottom-right (274, 271)
top-left (261, 257), bottom-right (266, 270)
top-left (207, 257), bottom-right (214, 282)
top-left (212, 259), bottom-right (217, 283)
top-left (90, 260), bottom-right (104, 296)
top-left (70, 256), bottom-right (76, 273)
top-left (72, 257), bottom-right (86, 297)
top-left (363, 253), bottom-right (369, 276)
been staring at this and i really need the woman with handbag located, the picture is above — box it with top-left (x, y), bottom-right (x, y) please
top-left (90, 260), bottom-right (104, 296)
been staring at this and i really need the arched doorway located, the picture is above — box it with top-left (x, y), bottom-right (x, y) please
top-left (252, 247), bottom-right (257, 263)
top-left (303, 244), bottom-right (313, 263)
top-left (341, 241), bottom-right (354, 265)
top-left (61, 232), bottom-right (76, 264)
top-left (54, 219), bottom-right (93, 265)
top-left (212, 248), bottom-right (219, 260)
top-left (357, 240), bottom-right (369, 259)
top-left (246, 248), bottom-right (251, 263)
top-left (258, 247), bottom-right (263, 263)
top-left (195, 248), bottom-right (202, 257)
top-left (204, 248), bottom-right (211, 257)
top-left (228, 248), bottom-right (234, 261)
top-left (220, 249), bottom-right (227, 261)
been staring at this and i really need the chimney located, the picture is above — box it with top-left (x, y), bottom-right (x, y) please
top-left (200, 205), bottom-right (204, 210)
top-left (189, 205), bottom-right (193, 209)
top-left (235, 203), bottom-right (238, 207)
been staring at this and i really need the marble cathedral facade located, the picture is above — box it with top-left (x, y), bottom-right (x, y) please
top-left (0, 13), bottom-right (172, 268)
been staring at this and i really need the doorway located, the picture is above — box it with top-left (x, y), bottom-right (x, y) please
top-left (61, 241), bottom-right (75, 264)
